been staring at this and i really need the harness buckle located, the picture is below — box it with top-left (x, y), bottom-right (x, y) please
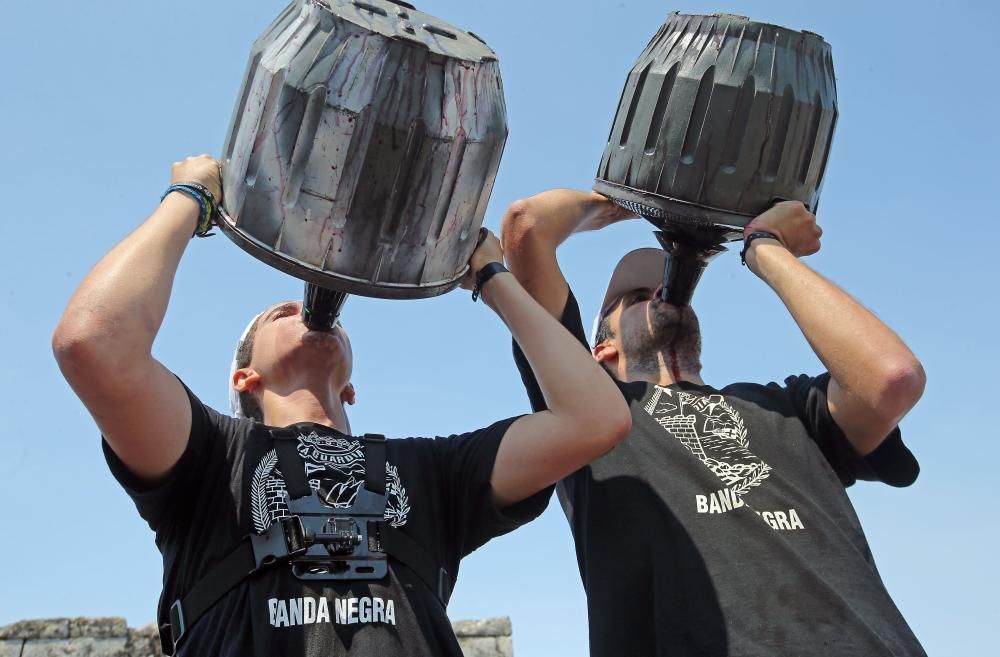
top-left (250, 515), bottom-right (308, 571)
top-left (167, 599), bottom-right (186, 649)
top-left (437, 567), bottom-right (452, 604)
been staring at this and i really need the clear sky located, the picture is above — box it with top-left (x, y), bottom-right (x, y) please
top-left (1, 0), bottom-right (997, 655)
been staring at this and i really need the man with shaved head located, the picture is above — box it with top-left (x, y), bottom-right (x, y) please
top-left (52, 157), bottom-right (630, 656)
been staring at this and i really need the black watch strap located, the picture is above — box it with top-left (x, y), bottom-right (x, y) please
top-left (472, 262), bottom-right (508, 302)
top-left (740, 231), bottom-right (781, 266)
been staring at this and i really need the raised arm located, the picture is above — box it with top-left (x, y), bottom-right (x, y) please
top-left (500, 189), bottom-right (635, 317)
top-left (462, 232), bottom-right (631, 507)
top-left (742, 202), bottom-right (926, 456)
top-left (52, 155), bottom-right (221, 482)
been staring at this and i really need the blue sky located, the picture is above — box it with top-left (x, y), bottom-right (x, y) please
top-left (1, 0), bottom-right (997, 655)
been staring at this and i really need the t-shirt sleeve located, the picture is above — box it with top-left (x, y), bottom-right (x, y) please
top-left (512, 288), bottom-right (591, 413)
top-left (781, 373), bottom-right (919, 488)
top-left (102, 384), bottom-right (231, 532)
top-left (434, 417), bottom-right (554, 558)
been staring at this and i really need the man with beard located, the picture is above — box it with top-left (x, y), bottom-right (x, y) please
top-left (52, 157), bottom-right (631, 656)
top-left (501, 189), bottom-right (928, 656)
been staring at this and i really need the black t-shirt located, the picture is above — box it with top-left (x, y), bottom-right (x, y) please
top-left (512, 290), bottom-right (926, 657)
top-left (104, 387), bottom-right (549, 657)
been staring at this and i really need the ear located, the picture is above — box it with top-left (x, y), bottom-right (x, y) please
top-left (233, 367), bottom-right (262, 394)
top-left (340, 382), bottom-right (357, 406)
top-left (593, 342), bottom-right (619, 366)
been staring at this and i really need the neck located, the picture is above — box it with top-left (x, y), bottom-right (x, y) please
top-left (621, 350), bottom-right (705, 387)
top-left (260, 384), bottom-right (350, 433)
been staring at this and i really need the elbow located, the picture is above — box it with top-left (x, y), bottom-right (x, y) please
top-left (500, 198), bottom-right (538, 236)
top-left (52, 321), bottom-right (104, 381)
top-left (872, 358), bottom-right (927, 421)
top-left (609, 406), bottom-right (633, 446)
top-left (52, 316), bottom-right (136, 382)
top-left (583, 401), bottom-right (632, 454)
top-left (500, 199), bottom-right (544, 260)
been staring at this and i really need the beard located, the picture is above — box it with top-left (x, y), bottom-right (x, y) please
top-left (619, 300), bottom-right (702, 376)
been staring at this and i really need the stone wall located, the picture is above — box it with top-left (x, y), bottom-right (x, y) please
top-left (0, 616), bottom-right (513, 657)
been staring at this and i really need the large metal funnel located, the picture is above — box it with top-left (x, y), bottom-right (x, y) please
top-left (595, 12), bottom-right (838, 245)
top-left (219, 0), bottom-right (508, 301)
top-left (595, 12), bottom-right (838, 305)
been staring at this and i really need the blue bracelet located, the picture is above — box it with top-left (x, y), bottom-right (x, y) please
top-left (173, 183), bottom-right (218, 237)
top-left (162, 184), bottom-right (214, 237)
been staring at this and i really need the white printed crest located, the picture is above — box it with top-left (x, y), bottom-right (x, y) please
top-left (250, 431), bottom-right (410, 533)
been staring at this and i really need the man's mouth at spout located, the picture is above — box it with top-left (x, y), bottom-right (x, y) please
top-left (301, 327), bottom-right (342, 347)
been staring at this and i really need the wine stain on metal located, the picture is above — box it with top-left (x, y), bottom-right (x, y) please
top-left (219, 0), bottom-right (508, 300)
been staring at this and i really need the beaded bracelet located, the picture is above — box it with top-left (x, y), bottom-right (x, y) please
top-left (161, 182), bottom-right (218, 237)
top-left (173, 182), bottom-right (218, 237)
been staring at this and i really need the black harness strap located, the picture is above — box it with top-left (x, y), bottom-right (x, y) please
top-left (363, 433), bottom-right (453, 604)
top-left (363, 434), bottom-right (386, 494)
top-left (272, 427), bottom-right (311, 499)
top-left (163, 543), bottom-right (253, 654)
top-left (379, 524), bottom-right (452, 606)
top-left (160, 515), bottom-right (307, 655)
top-left (159, 429), bottom-right (448, 655)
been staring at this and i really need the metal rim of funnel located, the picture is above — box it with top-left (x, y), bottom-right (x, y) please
top-left (593, 179), bottom-right (751, 244)
top-left (215, 208), bottom-right (467, 300)
top-left (665, 11), bottom-right (831, 45)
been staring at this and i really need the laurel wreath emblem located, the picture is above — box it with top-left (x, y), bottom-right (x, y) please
top-left (384, 463), bottom-right (410, 528)
top-left (717, 399), bottom-right (748, 448)
top-left (729, 462), bottom-right (772, 497)
top-left (251, 449), bottom-right (279, 532)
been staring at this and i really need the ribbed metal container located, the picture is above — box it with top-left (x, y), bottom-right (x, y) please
top-left (594, 12), bottom-right (838, 243)
top-left (219, 0), bottom-right (508, 299)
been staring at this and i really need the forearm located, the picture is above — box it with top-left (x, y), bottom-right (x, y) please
top-left (750, 241), bottom-right (925, 419)
top-left (482, 273), bottom-right (621, 424)
top-left (54, 193), bottom-right (199, 364)
top-left (501, 189), bottom-right (626, 316)
top-left (502, 189), bottom-right (609, 247)
top-left (460, 230), bottom-right (630, 506)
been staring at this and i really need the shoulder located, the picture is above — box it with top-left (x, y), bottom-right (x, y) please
top-left (392, 418), bottom-right (522, 468)
top-left (711, 379), bottom-right (814, 417)
top-left (718, 380), bottom-right (785, 394)
top-left (401, 418), bottom-right (522, 443)
top-left (719, 376), bottom-right (821, 400)
top-left (187, 385), bottom-right (256, 447)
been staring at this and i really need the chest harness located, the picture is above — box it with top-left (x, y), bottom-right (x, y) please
top-left (159, 426), bottom-right (453, 655)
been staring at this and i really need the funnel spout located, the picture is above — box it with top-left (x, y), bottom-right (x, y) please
top-left (302, 283), bottom-right (349, 331)
top-left (654, 232), bottom-right (727, 306)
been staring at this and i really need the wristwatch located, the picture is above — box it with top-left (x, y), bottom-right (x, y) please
top-left (472, 262), bottom-right (508, 302)
top-left (740, 231), bottom-right (781, 266)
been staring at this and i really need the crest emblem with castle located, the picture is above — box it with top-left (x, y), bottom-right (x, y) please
top-left (644, 386), bottom-right (772, 497)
